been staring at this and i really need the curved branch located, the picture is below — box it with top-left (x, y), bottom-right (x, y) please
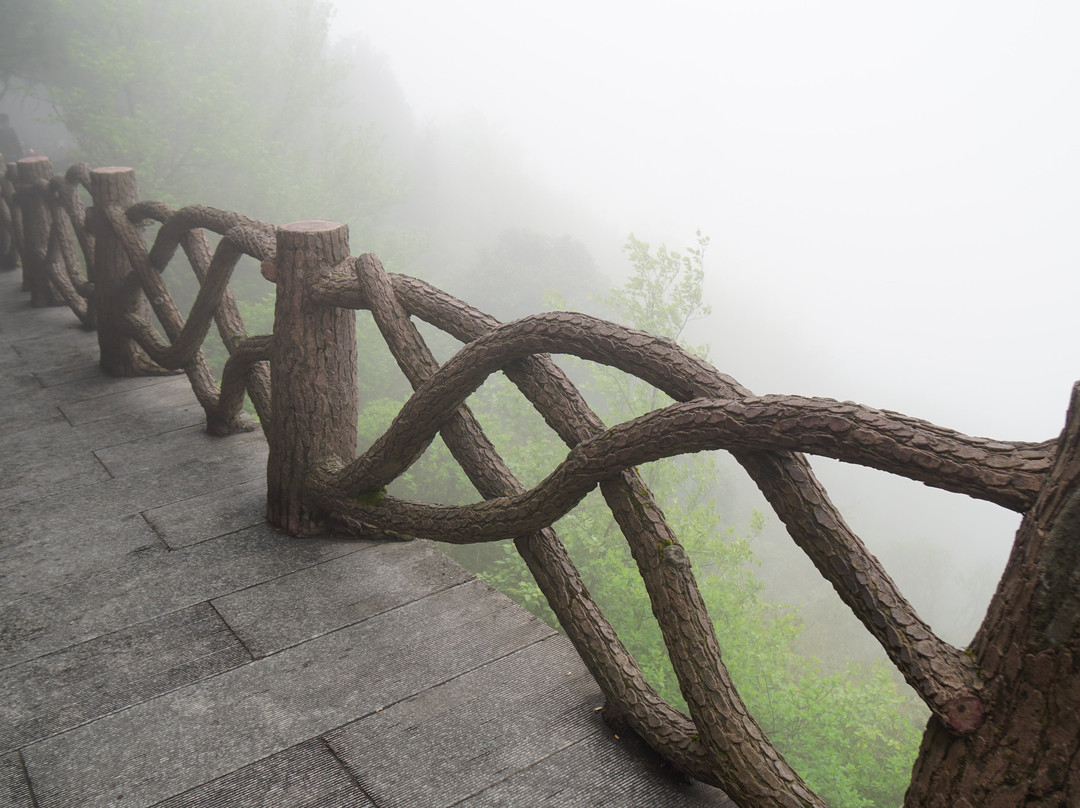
top-left (208, 334), bottom-right (269, 436)
top-left (312, 396), bottom-right (1043, 544)
top-left (6, 166), bottom-right (27, 269)
top-left (314, 277), bottom-right (994, 734)
top-left (120, 219), bottom-right (245, 370)
top-left (129, 203), bottom-right (273, 424)
top-left (42, 182), bottom-right (90, 324)
top-left (102, 204), bottom-right (208, 355)
top-left (343, 255), bottom-right (727, 785)
top-left (0, 175), bottom-right (14, 261)
top-left (99, 204), bottom-right (227, 423)
top-left (131, 203), bottom-right (274, 270)
top-left (61, 164), bottom-right (96, 288)
top-left (324, 254), bottom-right (817, 804)
top-left (337, 313), bottom-right (1048, 512)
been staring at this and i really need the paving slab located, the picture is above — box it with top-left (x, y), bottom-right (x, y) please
top-left (154, 738), bottom-right (374, 808)
top-left (93, 424), bottom-right (262, 479)
top-left (455, 732), bottom-right (729, 808)
top-left (0, 354), bottom-right (180, 414)
top-left (0, 388), bottom-right (236, 507)
top-left (212, 539), bottom-right (473, 657)
top-left (7, 329), bottom-right (101, 388)
top-left (143, 477), bottom-right (267, 550)
top-left (0, 602), bottom-right (250, 752)
top-left (326, 634), bottom-right (599, 808)
top-left (0, 446), bottom-right (267, 602)
top-left (21, 582), bottom-right (551, 808)
top-left (0, 752), bottom-right (34, 808)
top-left (59, 376), bottom-right (204, 426)
top-left (329, 634), bottom-right (732, 808)
top-left (0, 390), bottom-right (67, 436)
top-left (0, 506), bottom-right (159, 605)
top-left (36, 362), bottom-right (181, 398)
top-left (0, 418), bottom-right (112, 505)
top-left (0, 523), bottom-right (368, 667)
top-left (0, 365), bottom-right (48, 405)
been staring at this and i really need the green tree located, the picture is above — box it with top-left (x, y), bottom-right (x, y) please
top-left (610, 230), bottom-right (711, 349)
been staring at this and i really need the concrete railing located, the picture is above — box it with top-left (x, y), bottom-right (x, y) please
top-left (3, 156), bottom-right (1076, 808)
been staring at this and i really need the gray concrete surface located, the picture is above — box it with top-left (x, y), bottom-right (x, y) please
top-left (0, 268), bottom-right (735, 807)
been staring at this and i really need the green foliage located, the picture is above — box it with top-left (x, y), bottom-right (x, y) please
top-left (357, 393), bottom-right (474, 507)
top-left (610, 229), bottom-right (711, 349)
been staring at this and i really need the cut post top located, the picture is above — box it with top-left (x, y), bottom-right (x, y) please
top-left (281, 220), bottom-right (345, 233)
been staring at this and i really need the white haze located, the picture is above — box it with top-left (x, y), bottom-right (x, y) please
top-left (330, 2), bottom-right (1080, 649)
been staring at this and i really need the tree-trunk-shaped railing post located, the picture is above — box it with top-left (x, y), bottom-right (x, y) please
top-left (0, 162), bottom-right (18, 272)
top-left (17, 156), bottom-right (63, 306)
top-left (266, 220), bottom-right (358, 535)
top-left (89, 166), bottom-right (158, 375)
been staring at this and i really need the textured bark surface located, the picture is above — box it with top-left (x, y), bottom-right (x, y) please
top-left (326, 254), bottom-right (820, 804)
top-left (266, 221), bottom-right (357, 535)
top-left (89, 167), bottom-right (160, 375)
top-left (309, 264), bottom-right (1080, 803)
top-left (318, 307), bottom-right (995, 732)
top-left (904, 384), bottom-right (1080, 807)
top-left (115, 202), bottom-right (273, 432)
top-left (61, 163), bottom-right (96, 285)
top-left (0, 163), bottom-right (18, 271)
top-left (16, 156), bottom-right (63, 307)
top-left (40, 169), bottom-right (92, 325)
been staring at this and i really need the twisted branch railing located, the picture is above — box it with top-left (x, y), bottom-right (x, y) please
top-left (4, 156), bottom-right (1075, 808)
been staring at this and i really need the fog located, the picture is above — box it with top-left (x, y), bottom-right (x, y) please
top-left (8, 1), bottom-right (1071, 660)
top-left (329, 2), bottom-right (1079, 651)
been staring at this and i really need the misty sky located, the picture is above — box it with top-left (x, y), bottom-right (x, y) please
top-left (330, 2), bottom-right (1080, 640)
top-left (333, 2), bottom-right (1077, 437)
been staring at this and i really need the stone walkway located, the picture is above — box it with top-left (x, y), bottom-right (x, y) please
top-left (0, 268), bottom-right (734, 807)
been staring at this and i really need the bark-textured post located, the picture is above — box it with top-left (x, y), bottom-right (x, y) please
top-left (89, 166), bottom-right (158, 375)
top-left (16, 156), bottom-right (62, 306)
top-left (0, 163), bottom-right (18, 271)
top-left (904, 383), bottom-right (1080, 807)
top-left (266, 221), bottom-right (357, 535)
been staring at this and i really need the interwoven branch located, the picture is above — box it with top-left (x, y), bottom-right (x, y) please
top-left (313, 272), bottom-right (1031, 737)
top-left (38, 171), bottom-right (93, 323)
top-left (7, 163), bottom-right (273, 434)
top-left (319, 394), bottom-right (1048, 542)
top-left (332, 313), bottom-right (1047, 511)
top-left (98, 202), bottom-right (275, 432)
top-left (14, 165), bottom-right (1063, 803)
top-left (316, 253), bottom-right (818, 803)
top-left (62, 163), bottom-right (96, 280)
top-left (132, 203), bottom-right (274, 427)
top-left (0, 171), bottom-right (14, 261)
top-left (3, 165), bottom-right (26, 270)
